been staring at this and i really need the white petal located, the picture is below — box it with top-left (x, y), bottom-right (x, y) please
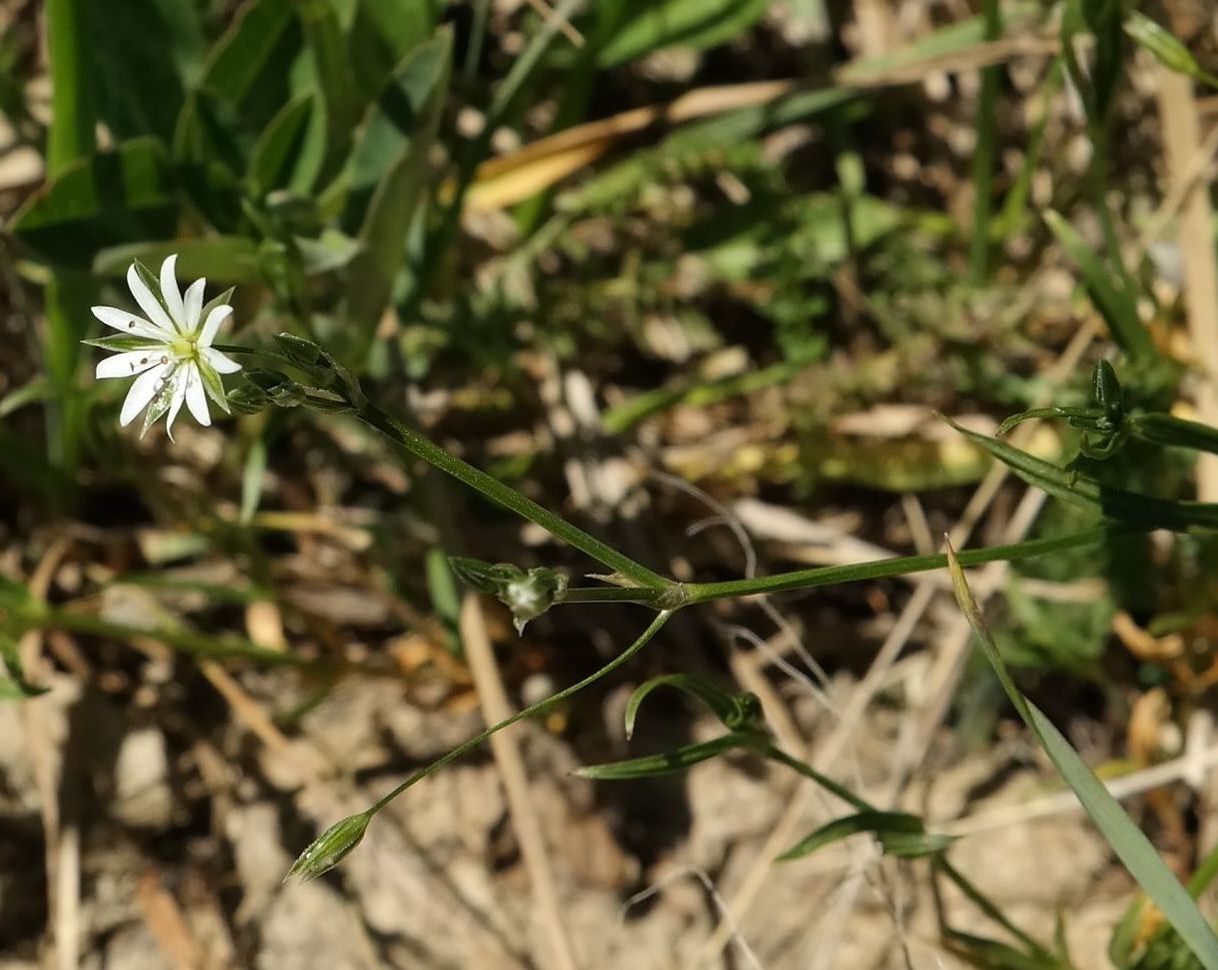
top-left (184, 364), bottom-right (211, 426)
top-left (165, 369), bottom-right (190, 440)
top-left (198, 305), bottom-right (233, 348)
top-left (119, 363), bottom-right (169, 427)
top-left (183, 279), bottom-right (206, 332)
top-left (203, 346), bottom-right (242, 374)
top-left (91, 305), bottom-right (166, 341)
top-left (127, 263), bottom-right (177, 335)
top-left (159, 255), bottom-right (186, 331)
top-left (95, 350), bottom-right (166, 380)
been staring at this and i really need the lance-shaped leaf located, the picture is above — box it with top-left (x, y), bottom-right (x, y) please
top-left (344, 31), bottom-right (451, 344)
top-left (1044, 210), bottom-right (1155, 362)
top-left (946, 542), bottom-right (1218, 970)
top-left (950, 421), bottom-right (1218, 531)
top-left (575, 734), bottom-right (749, 781)
top-left (11, 138), bottom-right (177, 266)
top-left (1125, 10), bottom-right (1218, 90)
top-left (624, 673), bottom-right (764, 740)
top-left (1128, 412), bottom-right (1218, 457)
top-left (0, 634), bottom-right (48, 700)
top-left (778, 810), bottom-right (954, 862)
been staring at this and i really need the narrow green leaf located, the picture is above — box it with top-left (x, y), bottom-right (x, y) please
top-left (1044, 210), bottom-right (1154, 360)
top-left (1125, 10), bottom-right (1218, 89)
top-left (198, 0), bottom-right (295, 107)
top-left (1129, 412), bottom-right (1218, 457)
top-left (952, 421), bottom-right (1218, 531)
top-left (344, 30), bottom-right (452, 338)
top-left (0, 633), bottom-right (43, 701)
top-left (778, 811), bottom-right (949, 862)
top-left (11, 138), bottom-right (177, 266)
top-left (598, 0), bottom-right (770, 67)
top-left (96, 239), bottom-right (262, 285)
top-left (946, 544), bottom-right (1218, 970)
top-left (624, 674), bottom-right (762, 739)
top-left (89, 0), bottom-right (203, 143)
top-left (291, 0), bottom-right (358, 177)
top-left (426, 547), bottom-right (463, 656)
top-left (240, 437), bottom-right (267, 524)
top-left (247, 93), bottom-right (320, 195)
top-left (0, 378), bottom-right (56, 419)
top-left (945, 931), bottom-right (1064, 970)
top-left (576, 734), bottom-right (745, 780)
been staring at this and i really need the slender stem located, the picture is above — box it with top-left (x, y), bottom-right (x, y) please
top-left (562, 586), bottom-right (668, 605)
top-left (937, 857), bottom-right (1052, 957)
top-left (968, 0), bottom-right (1002, 283)
top-left (763, 744), bottom-right (872, 812)
top-left (357, 401), bottom-right (670, 588)
top-left (683, 526), bottom-right (1116, 605)
top-left (462, 0), bottom-right (491, 89)
top-left (371, 609), bottom-right (672, 815)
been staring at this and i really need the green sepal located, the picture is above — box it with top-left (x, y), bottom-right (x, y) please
top-left (82, 334), bottom-right (164, 353)
top-left (198, 287), bottom-right (235, 329)
top-left (286, 811), bottom-right (372, 882)
top-left (196, 356), bottom-right (231, 415)
top-left (132, 257), bottom-right (176, 322)
top-left (140, 369), bottom-right (178, 438)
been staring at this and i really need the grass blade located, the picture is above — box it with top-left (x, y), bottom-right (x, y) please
top-left (946, 542), bottom-right (1218, 970)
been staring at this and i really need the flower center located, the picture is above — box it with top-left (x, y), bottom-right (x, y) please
top-left (170, 335), bottom-right (198, 361)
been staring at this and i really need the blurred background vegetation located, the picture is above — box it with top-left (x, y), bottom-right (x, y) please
top-left (5, 0), bottom-right (1218, 967)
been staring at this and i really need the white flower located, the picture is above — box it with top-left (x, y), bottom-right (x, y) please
top-left (89, 255), bottom-right (241, 439)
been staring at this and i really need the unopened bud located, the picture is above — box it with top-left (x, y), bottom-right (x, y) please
top-left (285, 811), bottom-right (371, 882)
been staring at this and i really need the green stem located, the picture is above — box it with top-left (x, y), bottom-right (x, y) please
top-left (371, 609), bottom-right (672, 814)
top-left (937, 857), bottom-right (1054, 958)
top-left (763, 743), bottom-right (872, 812)
top-left (683, 526), bottom-right (1115, 605)
top-left (562, 586), bottom-right (668, 605)
top-left (968, 0), bottom-right (1002, 282)
top-left (357, 401), bottom-right (669, 588)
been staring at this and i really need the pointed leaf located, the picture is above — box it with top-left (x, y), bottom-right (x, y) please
top-left (625, 674), bottom-right (763, 740)
top-left (946, 543), bottom-right (1218, 970)
top-left (575, 734), bottom-right (745, 780)
top-left (96, 238), bottom-right (262, 284)
top-left (249, 91), bottom-right (318, 194)
top-left (1044, 210), bottom-right (1155, 361)
top-left (951, 421), bottom-right (1218, 531)
top-left (778, 810), bottom-right (950, 862)
top-left (11, 138), bottom-right (177, 266)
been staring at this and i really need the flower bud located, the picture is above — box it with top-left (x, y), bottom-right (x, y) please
top-left (285, 811), bottom-right (371, 882)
